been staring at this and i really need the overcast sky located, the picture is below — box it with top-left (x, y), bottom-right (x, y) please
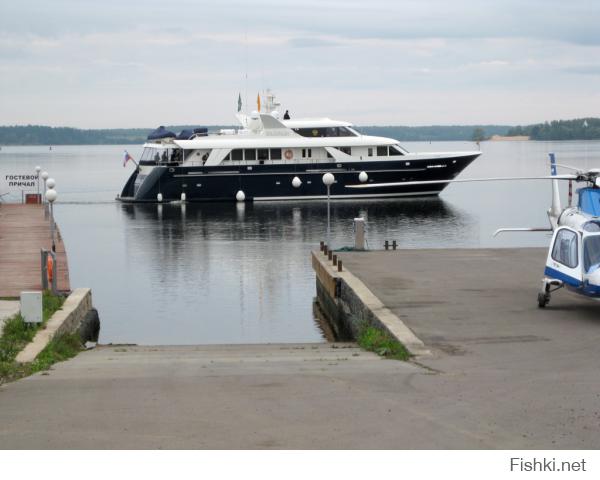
top-left (1, 0), bottom-right (599, 127)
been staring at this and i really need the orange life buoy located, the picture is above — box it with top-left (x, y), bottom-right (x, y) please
top-left (47, 255), bottom-right (54, 283)
top-left (284, 149), bottom-right (293, 160)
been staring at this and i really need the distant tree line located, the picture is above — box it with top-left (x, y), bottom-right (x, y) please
top-left (0, 125), bottom-right (234, 146)
top-left (1, 119), bottom-right (598, 145)
top-left (359, 125), bottom-right (511, 142)
top-left (506, 118), bottom-right (600, 140)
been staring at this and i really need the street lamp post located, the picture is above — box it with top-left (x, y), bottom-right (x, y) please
top-left (46, 188), bottom-right (57, 252)
top-left (35, 166), bottom-right (41, 198)
top-left (322, 173), bottom-right (335, 248)
top-left (41, 171), bottom-right (49, 203)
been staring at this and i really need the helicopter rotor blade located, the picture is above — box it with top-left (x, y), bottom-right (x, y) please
top-left (345, 175), bottom-right (578, 189)
top-left (493, 227), bottom-right (553, 237)
top-left (552, 162), bottom-right (582, 172)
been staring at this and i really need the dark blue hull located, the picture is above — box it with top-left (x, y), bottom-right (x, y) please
top-left (118, 154), bottom-right (479, 202)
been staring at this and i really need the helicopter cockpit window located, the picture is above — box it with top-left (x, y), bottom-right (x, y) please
top-left (584, 235), bottom-right (600, 272)
top-left (583, 221), bottom-right (600, 232)
top-left (551, 229), bottom-right (578, 269)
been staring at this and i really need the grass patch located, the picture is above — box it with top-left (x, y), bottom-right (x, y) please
top-left (0, 291), bottom-right (75, 385)
top-left (357, 325), bottom-right (411, 361)
top-left (30, 333), bottom-right (83, 373)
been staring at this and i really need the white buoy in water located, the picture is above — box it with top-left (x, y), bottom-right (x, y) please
top-left (181, 192), bottom-right (186, 202)
top-left (359, 171), bottom-right (368, 183)
top-left (157, 193), bottom-right (163, 202)
top-left (292, 176), bottom-right (302, 188)
top-left (236, 190), bottom-right (245, 202)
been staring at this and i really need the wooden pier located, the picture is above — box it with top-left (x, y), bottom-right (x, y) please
top-left (0, 204), bottom-right (70, 297)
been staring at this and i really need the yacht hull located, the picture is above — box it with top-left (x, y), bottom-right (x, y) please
top-left (117, 154), bottom-right (479, 203)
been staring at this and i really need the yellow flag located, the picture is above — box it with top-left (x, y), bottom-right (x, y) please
top-left (257, 93), bottom-right (261, 112)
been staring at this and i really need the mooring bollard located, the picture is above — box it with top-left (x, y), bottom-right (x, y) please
top-left (332, 254), bottom-right (337, 266)
top-left (320, 241), bottom-right (324, 252)
top-left (324, 245), bottom-right (328, 255)
top-left (337, 260), bottom-right (343, 272)
top-left (328, 250), bottom-right (332, 261)
top-left (384, 240), bottom-right (389, 250)
top-left (392, 240), bottom-right (397, 250)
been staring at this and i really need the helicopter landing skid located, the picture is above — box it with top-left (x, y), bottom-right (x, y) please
top-left (538, 278), bottom-right (564, 308)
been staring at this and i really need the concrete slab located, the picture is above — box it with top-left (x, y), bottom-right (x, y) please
top-left (336, 248), bottom-right (600, 448)
top-left (1, 248), bottom-right (599, 449)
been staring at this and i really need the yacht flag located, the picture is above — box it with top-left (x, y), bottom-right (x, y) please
top-left (257, 93), bottom-right (261, 112)
top-left (237, 93), bottom-right (242, 112)
top-left (123, 150), bottom-right (136, 167)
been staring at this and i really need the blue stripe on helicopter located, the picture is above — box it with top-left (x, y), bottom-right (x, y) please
top-left (544, 267), bottom-right (582, 287)
top-left (582, 282), bottom-right (600, 296)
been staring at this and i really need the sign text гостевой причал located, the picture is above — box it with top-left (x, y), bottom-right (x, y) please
top-left (4, 174), bottom-right (37, 188)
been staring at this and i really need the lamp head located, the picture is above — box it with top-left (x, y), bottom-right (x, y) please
top-left (322, 173), bottom-right (335, 186)
top-left (41, 171), bottom-right (49, 180)
top-left (45, 189), bottom-right (57, 203)
top-left (46, 178), bottom-right (56, 189)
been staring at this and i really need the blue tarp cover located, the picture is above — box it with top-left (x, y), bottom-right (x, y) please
top-left (147, 126), bottom-right (176, 140)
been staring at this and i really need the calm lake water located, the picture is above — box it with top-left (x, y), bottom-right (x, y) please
top-left (2, 140), bottom-right (599, 344)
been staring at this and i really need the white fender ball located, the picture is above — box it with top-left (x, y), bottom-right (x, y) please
top-left (157, 193), bottom-right (163, 202)
top-left (181, 192), bottom-right (186, 202)
top-left (359, 171), bottom-right (368, 183)
top-left (236, 190), bottom-right (246, 202)
top-left (292, 176), bottom-right (302, 188)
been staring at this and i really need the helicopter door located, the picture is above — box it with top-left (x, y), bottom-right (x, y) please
top-left (544, 227), bottom-right (582, 287)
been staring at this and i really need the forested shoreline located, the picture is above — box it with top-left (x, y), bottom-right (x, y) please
top-left (0, 118), bottom-right (598, 145)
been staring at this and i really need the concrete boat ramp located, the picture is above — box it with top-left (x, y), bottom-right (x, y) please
top-left (1, 247), bottom-right (600, 448)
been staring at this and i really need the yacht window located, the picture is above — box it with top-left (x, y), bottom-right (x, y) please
top-left (244, 149), bottom-right (256, 161)
top-left (257, 149), bottom-right (269, 161)
top-left (292, 127), bottom-right (357, 138)
top-left (301, 148), bottom-right (312, 158)
top-left (338, 127), bottom-right (356, 137)
top-left (232, 149), bottom-right (243, 161)
top-left (326, 149), bottom-right (333, 158)
top-left (338, 147), bottom-right (351, 155)
top-left (377, 146), bottom-right (388, 157)
top-left (223, 152), bottom-right (230, 161)
top-left (368, 148), bottom-right (373, 157)
top-left (584, 236), bottom-right (600, 272)
top-left (270, 148), bottom-right (282, 160)
top-left (389, 145), bottom-right (404, 156)
top-left (141, 148), bottom-right (155, 161)
top-left (551, 229), bottom-right (578, 268)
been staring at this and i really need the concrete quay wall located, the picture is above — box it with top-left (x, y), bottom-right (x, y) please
top-left (16, 288), bottom-right (99, 363)
top-left (312, 250), bottom-right (429, 356)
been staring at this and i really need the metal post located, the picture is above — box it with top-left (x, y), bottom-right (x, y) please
top-left (50, 251), bottom-right (57, 294)
top-left (50, 201), bottom-right (55, 252)
top-left (326, 184), bottom-right (331, 248)
top-left (392, 240), bottom-right (397, 250)
top-left (41, 249), bottom-right (48, 290)
top-left (385, 240), bottom-right (389, 250)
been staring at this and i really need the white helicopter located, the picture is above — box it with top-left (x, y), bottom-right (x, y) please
top-left (346, 153), bottom-right (600, 308)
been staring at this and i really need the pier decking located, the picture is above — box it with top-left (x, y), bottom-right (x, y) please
top-left (0, 204), bottom-right (70, 297)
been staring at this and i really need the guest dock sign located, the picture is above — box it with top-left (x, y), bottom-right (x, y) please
top-left (4, 174), bottom-right (37, 188)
